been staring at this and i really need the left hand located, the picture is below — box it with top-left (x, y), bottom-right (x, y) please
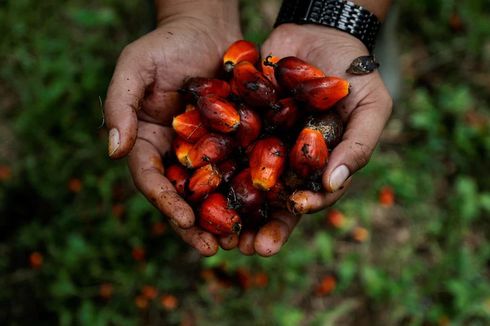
top-left (240, 24), bottom-right (392, 256)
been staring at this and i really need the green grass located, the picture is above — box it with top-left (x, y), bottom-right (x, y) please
top-left (1, 0), bottom-right (489, 325)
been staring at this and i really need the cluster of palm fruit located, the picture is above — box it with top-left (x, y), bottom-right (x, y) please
top-left (165, 40), bottom-right (349, 236)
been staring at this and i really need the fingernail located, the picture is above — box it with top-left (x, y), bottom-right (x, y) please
top-left (329, 165), bottom-right (350, 192)
top-left (108, 128), bottom-right (120, 157)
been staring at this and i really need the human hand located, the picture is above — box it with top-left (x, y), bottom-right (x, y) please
top-left (241, 24), bottom-right (392, 254)
top-left (104, 1), bottom-right (243, 256)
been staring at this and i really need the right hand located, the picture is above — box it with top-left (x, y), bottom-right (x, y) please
top-left (104, 3), bottom-right (242, 256)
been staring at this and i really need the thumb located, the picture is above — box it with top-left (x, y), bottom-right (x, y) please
top-left (323, 88), bottom-right (393, 192)
top-left (104, 44), bottom-right (154, 159)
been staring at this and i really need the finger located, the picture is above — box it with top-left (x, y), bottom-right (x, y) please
top-left (218, 234), bottom-right (239, 250)
top-left (324, 89), bottom-right (393, 192)
top-left (238, 230), bottom-right (256, 256)
top-left (170, 223), bottom-right (219, 257)
top-left (104, 44), bottom-right (154, 159)
top-left (287, 177), bottom-right (352, 215)
top-left (128, 138), bottom-right (194, 228)
top-left (136, 121), bottom-right (173, 156)
top-left (254, 211), bottom-right (301, 257)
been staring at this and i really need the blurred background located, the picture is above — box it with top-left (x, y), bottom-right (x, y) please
top-left (1, 0), bottom-right (489, 325)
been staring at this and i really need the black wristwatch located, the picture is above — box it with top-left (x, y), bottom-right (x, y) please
top-left (275, 0), bottom-right (381, 52)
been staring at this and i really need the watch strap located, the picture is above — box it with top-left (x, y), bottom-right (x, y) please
top-left (275, 0), bottom-right (381, 52)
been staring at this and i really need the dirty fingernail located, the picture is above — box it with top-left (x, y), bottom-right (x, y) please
top-left (329, 165), bottom-right (349, 192)
top-left (108, 128), bottom-right (120, 157)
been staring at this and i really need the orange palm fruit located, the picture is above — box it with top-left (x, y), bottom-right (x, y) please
top-left (261, 55), bottom-right (280, 88)
top-left (164, 164), bottom-right (189, 197)
top-left (235, 106), bottom-right (262, 148)
top-left (197, 95), bottom-right (240, 133)
top-left (292, 77), bottom-right (350, 111)
top-left (266, 180), bottom-right (289, 208)
top-left (229, 168), bottom-right (265, 213)
top-left (289, 127), bottom-right (329, 178)
top-left (199, 193), bottom-right (242, 235)
top-left (223, 40), bottom-right (259, 72)
top-left (232, 61), bottom-right (278, 108)
top-left (265, 97), bottom-right (300, 131)
top-left (217, 159), bottom-right (238, 184)
top-left (172, 137), bottom-right (193, 166)
top-left (188, 164), bottom-right (222, 202)
top-left (264, 56), bottom-right (325, 90)
top-left (326, 209), bottom-right (345, 229)
top-left (249, 137), bottom-right (286, 191)
top-left (172, 110), bottom-right (208, 143)
top-left (186, 133), bottom-right (235, 168)
top-left (180, 77), bottom-right (231, 101)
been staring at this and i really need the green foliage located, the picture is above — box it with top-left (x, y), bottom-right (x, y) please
top-left (1, 0), bottom-right (490, 325)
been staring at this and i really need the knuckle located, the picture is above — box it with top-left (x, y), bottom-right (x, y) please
top-left (351, 141), bottom-right (372, 170)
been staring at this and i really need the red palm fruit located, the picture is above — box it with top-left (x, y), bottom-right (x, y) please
top-left (229, 168), bottom-right (265, 213)
top-left (326, 209), bottom-right (345, 229)
top-left (180, 77), bottom-right (231, 101)
top-left (311, 110), bottom-right (344, 149)
top-left (199, 193), bottom-right (242, 235)
top-left (379, 186), bottom-right (395, 207)
top-left (172, 110), bottom-right (208, 143)
top-left (292, 77), bottom-right (350, 111)
top-left (266, 180), bottom-right (289, 208)
top-left (249, 137), bottom-right (286, 191)
top-left (233, 61), bottom-right (278, 108)
top-left (186, 133), bottom-right (235, 168)
top-left (266, 97), bottom-right (299, 131)
top-left (223, 40), bottom-right (259, 72)
top-left (172, 137), bottom-right (193, 166)
top-left (217, 159), bottom-right (238, 184)
top-left (235, 106), bottom-right (262, 148)
top-left (197, 95), bottom-right (240, 133)
top-left (264, 55), bottom-right (325, 90)
top-left (164, 164), bottom-right (189, 197)
top-left (289, 127), bottom-right (329, 178)
top-left (188, 164), bottom-right (222, 202)
top-left (261, 55), bottom-right (280, 88)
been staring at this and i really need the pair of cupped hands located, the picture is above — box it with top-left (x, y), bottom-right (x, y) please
top-left (104, 7), bottom-right (392, 257)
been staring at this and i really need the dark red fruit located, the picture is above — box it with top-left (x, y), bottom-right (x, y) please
top-left (229, 168), bottom-right (265, 213)
top-left (188, 164), bottom-right (222, 202)
top-left (235, 106), bottom-right (262, 148)
top-left (266, 181), bottom-right (289, 208)
top-left (217, 159), bottom-right (238, 184)
top-left (199, 193), bottom-right (242, 235)
top-left (249, 137), bottom-right (286, 191)
top-left (197, 95), bottom-right (240, 133)
top-left (289, 127), bottom-right (329, 178)
top-left (185, 133), bottom-right (235, 168)
top-left (264, 56), bottom-right (325, 90)
top-left (292, 77), bottom-right (350, 111)
top-left (266, 97), bottom-right (300, 131)
top-left (164, 164), bottom-right (189, 197)
top-left (232, 61), bottom-right (278, 108)
top-left (180, 77), bottom-right (231, 101)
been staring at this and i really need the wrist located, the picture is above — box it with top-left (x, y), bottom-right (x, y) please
top-left (155, 0), bottom-right (240, 32)
top-left (274, 0), bottom-right (385, 52)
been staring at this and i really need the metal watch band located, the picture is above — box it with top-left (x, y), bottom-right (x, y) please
top-left (275, 0), bottom-right (381, 52)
